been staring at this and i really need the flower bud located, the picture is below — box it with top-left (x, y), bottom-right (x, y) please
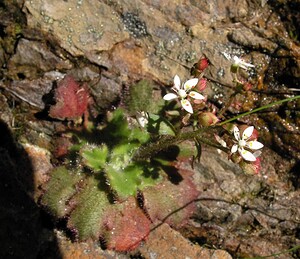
top-left (231, 64), bottom-right (239, 73)
top-left (243, 82), bottom-right (252, 91)
top-left (191, 56), bottom-right (209, 77)
top-left (182, 113), bottom-right (191, 125)
top-left (214, 134), bottom-right (227, 147)
top-left (239, 157), bottom-right (261, 175)
top-left (136, 111), bottom-right (148, 128)
top-left (196, 78), bottom-right (207, 91)
top-left (197, 56), bottom-right (209, 71)
top-left (198, 112), bottom-right (219, 126)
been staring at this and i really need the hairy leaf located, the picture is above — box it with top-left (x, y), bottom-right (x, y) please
top-left (80, 144), bottom-right (108, 171)
top-left (68, 176), bottom-right (110, 240)
top-left (143, 166), bottom-right (199, 227)
top-left (41, 166), bottom-right (83, 217)
top-left (49, 75), bottom-right (89, 121)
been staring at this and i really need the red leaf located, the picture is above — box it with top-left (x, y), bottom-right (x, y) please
top-left (49, 75), bottom-right (89, 121)
top-left (53, 136), bottom-right (73, 158)
top-left (143, 166), bottom-right (199, 228)
top-left (104, 197), bottom-right (151, 251)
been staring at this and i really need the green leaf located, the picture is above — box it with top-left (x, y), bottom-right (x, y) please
top-left (105, 164), bottom-right (141, 199)
top-left (106, 163), bottom-right (160, 200)
top-left (126, 80), bottom-right (153, 114)
top-left (68, 176), bottom-right (110, 240)
top-left (148, 113), bottom-right (176, 136)
top-left (105, 109), bottom-right (131, 142)
top-left (109, 143), bottom-right (137, 168)
top-left (41, 166), bottom-right (83, 217)
top-left (129, 127), bottom-right (150, 144)
top-left (177, 140), bottom-right (198, 159)
top-left (139, 166), bottom-right (162, 189)
top-left (80, 144), bottom-right (108, 171)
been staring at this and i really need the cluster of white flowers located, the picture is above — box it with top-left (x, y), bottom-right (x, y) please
top-left (164, 54), bottom-right (255, 115)
top-left (161, 56), bottom-right (263, 163)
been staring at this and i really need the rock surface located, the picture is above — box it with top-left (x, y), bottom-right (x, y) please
top-left (139, 223), bottom-right (232, 259)
top-left (181, 145), bottom-right (300, 259)
top-left (0, 0), bottom-right (299, 258)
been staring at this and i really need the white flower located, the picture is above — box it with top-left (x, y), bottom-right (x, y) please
top-left (232, 56), bottom-right (255, 70)
top-left (163, 75), bottom-right (205, 113)
top-left (214, 134), bottom-right (227, 148)
top-left (136, 111), bottom-right (148, 128)
top-left (231, 126), bottom-right (264, 162)
top-left (222, 52), bottom-right (231, 60)
top-left (222, 52), bottom-right (255, 70)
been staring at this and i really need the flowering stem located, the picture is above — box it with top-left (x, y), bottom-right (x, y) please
top-left (133, 126), bottom-right (228, 161)
top-left (217, 95), bottom-right (300, 126)
top-left (133, 95), bottom-right (300, 161)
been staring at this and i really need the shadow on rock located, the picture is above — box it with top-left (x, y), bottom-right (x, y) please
top-left (0, 120), bottom-right (62, 259)
top-left (289, 161), bottom-right (300, 189)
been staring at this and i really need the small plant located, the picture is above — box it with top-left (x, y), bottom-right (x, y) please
top-left (41, 55), bottom-right (300, 251)
top-left (42, 95), bottom-right (199, 250)
top-left (49, 75), bottom-right (90, 124)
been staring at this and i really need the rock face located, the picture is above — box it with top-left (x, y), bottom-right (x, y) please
top-left (182, 145), bottom-right (300, 259)
top-left (25, 0), bottom-right (129, 56)
top-left (23, 0), bottom-right (258, 84)
top-left (0, 0), bottom-right (299, 258)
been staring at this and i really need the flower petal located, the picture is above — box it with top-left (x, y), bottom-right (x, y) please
top-left (242, 60), bottom-right (255, 68)
top-left (136, 111), bottom-right (148, 128)
top-left (231, 144), bottom-right (238, 153)
top-left (181, 99), bottom-right (193, 113)
top-left (183, 78), bottom-right (198, 91)
top-left (253, 151), bottom-right (262, 158)
top-left (197, 78), bottom-right (207, 91)
top-left (247, 140), bottom-right (264, 150)
top-left (242, 126), bottom-right (254, 140)
top-left (233, 56), bottom-right (246, 69)
top-left (222, 52), bottom-right (231, 60)
top-left (173, 75), bottom-right (181, 90)
top-left (233, 126), bottom-right (240, 141)
top-left (233, 56), bottom-right (255, 70)
top-left (215, 134), bottom-right (227, 147)
top-left (189, 91), bottom-right (205, 100)
top-left (163, 93), bottom-right (178, 100)
top-left (238, 148), bottom-right (257, 162)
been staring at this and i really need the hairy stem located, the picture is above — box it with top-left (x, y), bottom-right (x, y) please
top-left (134, 95), bottom-right (300, 161)
top-left (133, 126), bottom-right (227, 161)
top-left (218, 95), bottom-right (300, 126)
